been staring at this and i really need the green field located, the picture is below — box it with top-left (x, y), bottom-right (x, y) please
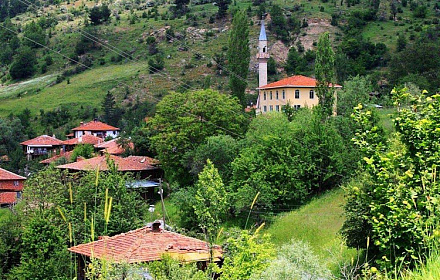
top-left (266, 188), bottom-right (357, 274)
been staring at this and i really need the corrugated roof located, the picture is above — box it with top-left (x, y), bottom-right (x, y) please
top-left (258, 75), bottom-right (342, 89)
top-left (20, 135), bottom-right (64, 146)
top-left (71, 120), bottom-right (120, 131)
top-left (0, 167), bottom-right (26, 180)
top-left (68, 226), bottom-right (222, 263)
top-left (56, 155), bottom-right (159, 171)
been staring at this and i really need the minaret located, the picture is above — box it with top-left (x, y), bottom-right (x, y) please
top-left (257, 20), bottom-right (269, 87)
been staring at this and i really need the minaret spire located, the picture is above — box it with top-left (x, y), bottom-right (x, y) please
top-left (257, 19), bottom-right (269, 88)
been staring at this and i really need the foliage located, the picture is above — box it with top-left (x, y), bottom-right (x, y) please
top-left (337, 75), bottom-right (372, 116)
top-left (22, 21), bottom-right (45, 49)
top-left (101, 91), bottom-right (122, 127)
top-left (193, 160), bottom-right (228, 245)
top-left (149, 89), bottom-right (246, 186)
top-left (342, 89), bottom-right (440, 271)
top-left (221, 229), bottom-right (275, 280)
top-left (0, 211), bottom-right (22, 275)
top-left (9, 46), bottom-right (37, 80)
top-left (148, 255), bottom-right (210, 280)
top-left (89, 5), bottom-right (111, 25)
top-left (227, 10), bottom-right (250, 107)
top-left (230, 110), bottom-right (351, 212)
top-left (267, 57), bottom-right (277, 76)
top-left (315, 32), bottom-right (336, 117)
top-left (389, 27), bottom-right (440, 92)
top-left (268, 6), bottom-right (289, 42)
top-left (284, 47), bottom-right (308, 75)
top-left (148, 55), bottom-right (165, 73)
top-left (216, 0), bottom-right (231, 19)
top-left (253, 239), bottom-right (332, 280)
top-left (71, 144), bottom-right (95, 162)
top-left (184, 135), bottom-right (239, 183)
top-left (8, 216), bottom-right (69, 280)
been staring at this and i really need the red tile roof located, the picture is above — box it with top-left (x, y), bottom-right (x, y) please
top-left (40, 151), bottom-right (74, 164)
top-left (56, 155), bottom-right (159, 171)
top-left (68, 225), bottom-right (222, 263)
top-left (258, 75), bottom-right (342, 89)
top-left (0, 192), bottom-right (18, 204)
top-left (0, 167), bottom-right (26, 181)
top-left (72, 121), bottom-right (120, 131)
top-left (95, 139), bottom-right (134, 155)
top-left (62, 135), bottom-right (104, 145)
top-left (20, 135), bottom-right (64, 146)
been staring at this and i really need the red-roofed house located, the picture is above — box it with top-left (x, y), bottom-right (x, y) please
top-left (0, 167), bottom-right (26, 206)
top-left (40, 151), bottom-right (74, 165)
top-left (56, 155), bottom-right (162, 179)
top-left (256, 75), bottom-right (342, 113)
top-left (71, 120), bottom-right (120, 139)
top-left (62, 134), bottom-right (104, 152)
top-left (69, 221), bottom-right (222, 278)
top-left (94, 138), bottom-right (134, 156)
top-left (20, 135), bottom-right (64, 160)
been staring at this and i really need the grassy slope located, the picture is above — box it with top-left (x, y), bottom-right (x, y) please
top-left (266, 188), bottom-right (357, 274)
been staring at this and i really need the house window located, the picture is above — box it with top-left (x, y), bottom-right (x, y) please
top-left (263, 106), bottom-right (267, 112)
top-left (294, 105), bottom-right (301, 110)
top-left (310, 90), bottom-right (314, 99)
top-left (276, 105), bottom-right (280, 111)
top-left (270, 105), bottom-right (273, 111)
top-left (13, 181), bottom-right (19, 187)
top-left (17, 192), bottom-right (22, 199)
top-left (270, 91), bottom-right (273, 100)
top-left (282, 90), bottom-right (285, 99)
top-left (264, 93), bottom-right (266, 100)
top-left (295, 90), bottom-right (300, 99)
top-left (276, 91), bottom-right (279, 99)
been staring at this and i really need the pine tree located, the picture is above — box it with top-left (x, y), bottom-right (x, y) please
top-left (227, 10), bottom-right (250, 107)
top-left (102, 91), bottom-right (116, 125)
top-left (315, 32), bottom-right (335, 117)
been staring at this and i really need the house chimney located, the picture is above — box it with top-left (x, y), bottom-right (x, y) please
top-left (80, 121), bottom-right (84, 126)
top-left (98, 236), bottom-right (109, 240)
top-left (152, 220), bottom-right (162, 232)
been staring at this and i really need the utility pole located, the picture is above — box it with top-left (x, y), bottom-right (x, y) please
top-left (159, 178), bottom-right (166, 227)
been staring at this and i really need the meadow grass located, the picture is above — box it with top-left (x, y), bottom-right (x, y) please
top-left (266, 188), bottom-right (358, 274)
top-left (0, 62), bottom-right (149, 118)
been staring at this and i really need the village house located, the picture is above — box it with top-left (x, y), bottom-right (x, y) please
top-left (20, 135), bottom-right (64, 160)
top-left (71, 119), bottom-right (120, 139)
top-left (61, 134), bottom-right (104, 152)
top-left (55, 155), bottom-right (160, 177)
top-left (69, 221), bottom-right (222, 279)
top-left (255, 20), bottom-right (341, 114)
top-left (0, 167), bottom-right (26, 206)
top-left (94, 138), bottom-right (134, 156)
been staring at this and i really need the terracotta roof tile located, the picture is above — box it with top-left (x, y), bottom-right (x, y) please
top-left (258, 75), bottom-right (342, 89)
top-left (0, 167), bottom-right (26, 180)
top-left (68, 226), bottom-right (222, 263)
top-left (95, 139), bottom-right (134, 155)
top-left (62, 135), bottom-right (104, 145)
top-left (71, 121), bottom-right (120, 131)
top-left (40, 151), bottom-right (74, 164)
top-left (20, 135), bottom-right (64, 146)
top-left (56, 155), bottom-right (159, 171)
top-left (0, 192), bottom-right (18, 204)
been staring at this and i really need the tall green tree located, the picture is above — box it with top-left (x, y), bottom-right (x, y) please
top-left (227, 10), bottom-right (250, 107)
top-left (149, 89), bottom-right (246, 186)
top-left (22, 21), bottom-right (45, 49)
top-left (216, 0), bottom-right (231, 19)
top-left (315, 32), bottom-right (336, 117)
top-left (337, 75), bottom-right (372, 116)
top-left (9, 46), bottom-right (37, 80)
top-left (193, 160), bottom-right (227, 249)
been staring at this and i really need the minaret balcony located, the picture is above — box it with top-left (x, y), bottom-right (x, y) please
top-left (257, 53), bottom-right (270, 59)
